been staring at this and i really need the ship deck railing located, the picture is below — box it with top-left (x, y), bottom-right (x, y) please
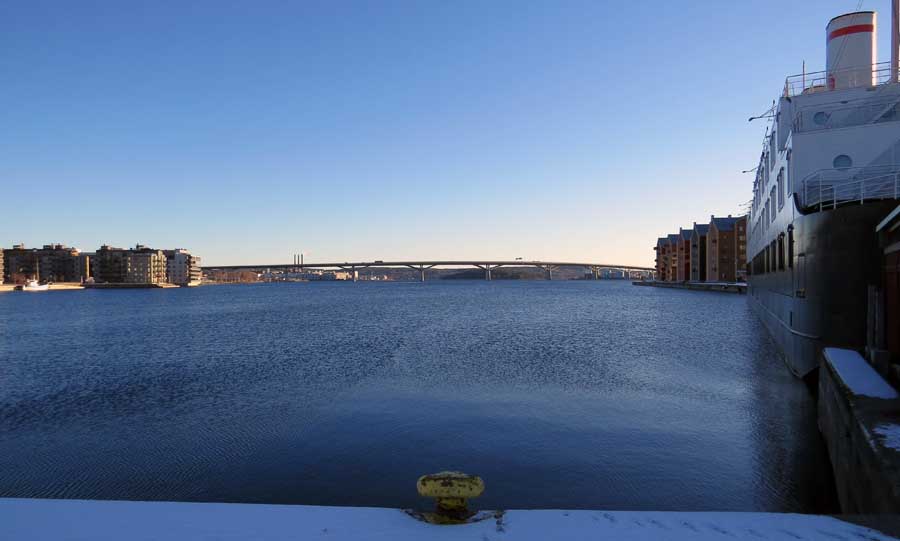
top-left (791, 93), bottom-right (900, 132)
top-left (798, 165), bottom-right (900, 212)
top-left (783, 61), bottom-right (895, 97)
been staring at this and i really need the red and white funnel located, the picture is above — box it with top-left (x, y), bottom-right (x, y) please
top-left (826, 11), bottom-right (876, 90)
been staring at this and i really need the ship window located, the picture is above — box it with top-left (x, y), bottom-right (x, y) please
top-left (771, 240), bottom-right (778, 271)
top-left (787, 226), bottom-right (794, 268)
top-left (813, 111), bottom-right (829, 125)
top-left (777, 169), bottom-right (785, 209)
top-left (770, 186), bottom-right (777, 221)
top-left (833, 154), bottom-right (852, 169)
top-left (769, 134), bottom-right (776, 169)
top-left (785, 151), bottom-right (791, 194)
top-left (778, 234), bottom-right (785, 270)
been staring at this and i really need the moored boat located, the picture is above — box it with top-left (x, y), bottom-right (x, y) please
top-left (747, 8), bottom-right (900, 379)
top-left (19, 279), bottom-right (50, 292)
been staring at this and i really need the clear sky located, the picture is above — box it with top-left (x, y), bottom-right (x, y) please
top-left (2, 1), bottom-right (894, 266)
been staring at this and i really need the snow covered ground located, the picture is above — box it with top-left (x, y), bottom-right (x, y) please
top-left (1, 498), bottom-right (896, 540)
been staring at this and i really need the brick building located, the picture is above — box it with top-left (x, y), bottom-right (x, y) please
top-left (690, 223), bottom-right (709, 281)
top-left (707, 216), bottom-right (740, 282)
top-left (654, 237), bottom-right (669, 281)
top-left (676, 228), bottom-right (693, 282)
top-left (667, 234), bottom-right (680, 282)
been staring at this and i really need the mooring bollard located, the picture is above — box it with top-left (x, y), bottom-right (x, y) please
top-left (416, 471), bottom-right (484, 524)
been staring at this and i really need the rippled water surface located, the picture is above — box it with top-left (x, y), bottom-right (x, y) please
top-left (0, 281), bottom-right (836, 511)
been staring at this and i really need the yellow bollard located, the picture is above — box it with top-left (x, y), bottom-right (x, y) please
top-left (416, 471), bottom-right (484, 524)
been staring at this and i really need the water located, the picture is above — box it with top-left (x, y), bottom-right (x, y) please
top-left (0, 281), bottom-right (836, 512)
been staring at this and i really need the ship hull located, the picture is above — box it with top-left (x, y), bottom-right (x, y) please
top-left (748, 200), bottom-right (896, 378)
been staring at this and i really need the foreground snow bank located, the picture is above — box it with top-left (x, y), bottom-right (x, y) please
top-left (1, 498), bottom-right (895, 540)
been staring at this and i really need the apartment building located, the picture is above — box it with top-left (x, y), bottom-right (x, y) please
top-left (707, 216), bottom-right (740, 282)
top-left (654, 237), bottom-right (669, 281)
top-left (164, 249), bottom-right (202, 286)
top-left (126, 245), bottom-right (167, 284)
top-left (676, 228), bottom-right (693, 282)
top-left (690, 223), bottom-right (709, 282)
top-left (2, 244), bottom-right (86, 283)
top-left (667, 234), bottom-right (680, 282)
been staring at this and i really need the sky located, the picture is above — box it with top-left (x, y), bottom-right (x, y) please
top-left (1, 0), bottom-right (895, 266)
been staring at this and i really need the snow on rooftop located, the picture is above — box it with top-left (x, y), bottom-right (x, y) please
top-left (824, 348), bottom-right (899, 400)
top-left (875, 424), bottom-right (900, 453)
top-left (1, 498), bottom-right (897, 541)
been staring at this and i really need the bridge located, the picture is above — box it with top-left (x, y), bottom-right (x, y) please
top-left (205, 260), bottom-right (656, 282)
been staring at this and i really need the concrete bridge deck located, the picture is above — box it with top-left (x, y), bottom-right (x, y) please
top-left (205, 260), bottom-right (655, 281)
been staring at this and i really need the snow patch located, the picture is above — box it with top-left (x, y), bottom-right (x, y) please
top-left (824, 348), bottom-right (899, 399)
top-left (1, 498), bottom-right (897, 541)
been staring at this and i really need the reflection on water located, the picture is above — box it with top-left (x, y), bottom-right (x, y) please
top-left (0, 281), bottom-right (836, 511)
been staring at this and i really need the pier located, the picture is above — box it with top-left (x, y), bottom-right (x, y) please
top-left (205, 260), bottom-right (655, 282)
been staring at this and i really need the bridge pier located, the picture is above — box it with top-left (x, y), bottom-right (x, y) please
top-left (406, 264), bottom-right (435, 282)
top-left (535, 264), bottom-right (556, 280)
top-left (474, 264), bottom-right (499, 281)
top-left (591, 267), bottom-right (599, 280)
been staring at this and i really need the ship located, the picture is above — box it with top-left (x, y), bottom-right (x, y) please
top-left (747, 7), bottom-right (900, 379)
top-left (19, 279), bottom-right (50, 292)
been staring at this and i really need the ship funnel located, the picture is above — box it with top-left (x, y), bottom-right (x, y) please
top-left (826, 11), bottom-right (876, 90)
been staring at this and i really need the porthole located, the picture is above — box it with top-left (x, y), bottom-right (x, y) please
top-left (813, 111), bottom-right (829, 125)
top-left (833, 154), bottom-right (852, 169)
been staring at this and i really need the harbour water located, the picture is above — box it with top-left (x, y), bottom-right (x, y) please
top-left (0, 281), bottom-right (836, 512)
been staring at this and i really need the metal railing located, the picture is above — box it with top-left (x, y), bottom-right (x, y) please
top-left (783, 61), bottom-right (895, 97)
top-left (792, 94), bottom-right (900, 132)
top-left (797, 165), bottom-right (900, 211)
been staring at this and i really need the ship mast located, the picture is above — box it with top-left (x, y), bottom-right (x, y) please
top-left (893, 0), bottom-right (899, 82)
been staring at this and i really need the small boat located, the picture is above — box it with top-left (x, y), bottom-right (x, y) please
top-left (20, 279), bottom-right (50, 292)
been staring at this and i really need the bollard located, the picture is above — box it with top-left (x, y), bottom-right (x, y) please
top-left (416, 471), bottom-right (484, 524)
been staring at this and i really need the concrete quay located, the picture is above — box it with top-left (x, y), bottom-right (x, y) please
top-left (1, 283), bottom-right (84, 293)
top-left (84, 282), bottom-right (180, 289)
top-left (819, 348), bottom-right (900, 513)
top-left (632, 280), bottom-right (747, 294)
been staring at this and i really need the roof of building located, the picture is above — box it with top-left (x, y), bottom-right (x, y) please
top-left (667, 233), bottom-right (680, 243)
top-left (680, 229), bottom-right (693, 240)
top-left (711, 216), bottom-right (739, 232)
top-left (693, 223), bottom-right (710, 235)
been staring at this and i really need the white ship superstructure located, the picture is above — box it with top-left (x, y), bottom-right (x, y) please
top-left (748, 9), bottom-right (900, 377)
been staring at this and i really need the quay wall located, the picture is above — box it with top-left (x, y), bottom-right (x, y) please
top-left (632, 280), bottom-right (746, 294)
top-left (818, 348), bottom-right (900, 513)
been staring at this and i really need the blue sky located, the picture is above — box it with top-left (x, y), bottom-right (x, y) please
top-left (1, 1), bottom-right (893, 265)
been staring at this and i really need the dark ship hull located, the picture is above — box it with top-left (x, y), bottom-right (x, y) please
top-left (748, 200), bottom-right (896, 379)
